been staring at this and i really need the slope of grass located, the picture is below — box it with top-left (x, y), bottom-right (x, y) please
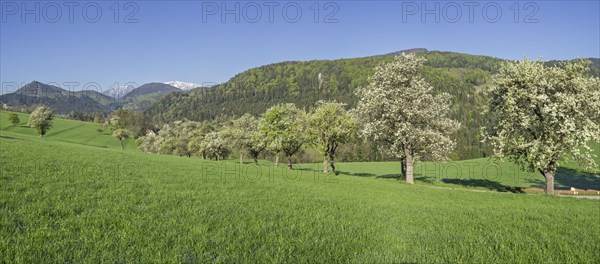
top-left (0, 110), bottom-right (136, 151)
top-left (0, 111), bottom-right (600, 191)
top-left (1, 130), bottom-right (600, 263)
top-left (2, 109), bottom-right (599, 192)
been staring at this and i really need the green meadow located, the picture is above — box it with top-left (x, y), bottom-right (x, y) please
top-left (1, 111), bottom-right (599, 262)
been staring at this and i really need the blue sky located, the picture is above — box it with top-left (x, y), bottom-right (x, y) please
top-left (1, 0), bottom-right (599, 93)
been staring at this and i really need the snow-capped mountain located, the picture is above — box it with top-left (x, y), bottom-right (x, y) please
top-left (164, 81), bottom-right (201, 91)
top-left (103, 84), bottom-right (137, 99)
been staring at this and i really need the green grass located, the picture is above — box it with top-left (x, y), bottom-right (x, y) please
top-left (1, 111), bottom-right (600, 262)
top-left (1, 131), bottom-right (599, 263)
top-left (3, 110), bottom-right (598, 192)
top-left (0, 110), bottom-right (137, 151)
top-left (334, 158), bottom-right (600, 192)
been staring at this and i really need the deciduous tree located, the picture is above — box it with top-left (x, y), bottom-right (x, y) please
top-left (8, 112), bottom-right (20, 126)
top-left (259, 103), bottom-right (307, 169)
top-left (224, 114), bottom-right (259, 164)
top-left (355, 54), bottom-right (460, 184)
top-left (200, 131), bottom-right (230, 161)
top-left (28, 106), bottom-right (54, 137)
top-left (483, 58), bottom-right (600, 195)
top-left (308, 101), bottom-right (357, 174)
top-left (112, 128), bottom-right (132, 150)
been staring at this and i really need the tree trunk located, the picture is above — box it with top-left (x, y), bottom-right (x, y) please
top-left (544, 170), bottom-right (555, 195)
top-left (401, 158), bottom-right (407, 181)
top-left (287, 155), bottom-right (293, 170)
top-left (405, 153), bottom-right (414, 184)
top-left (239, 148), bottom-right (243, 164)
top-left (275, 155), bottom-right (279, 167)
top-left (120, 140), bottom-right (124, 150)
top-left (323, 157), bottom-right (328, 174)
top-left (329, 155), bottom-right (337, 175)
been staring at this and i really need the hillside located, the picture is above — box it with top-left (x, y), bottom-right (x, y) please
top-left (1, 110), bottom-right (599, 262)
top-left (73, 89), bottom-right (118, 107)
top-left (145, 50), bottom-right (503, 159)
top-left (145, 50), bottom-right (600, 160)
top-left (3, 109), bottom-right (597, 190)
top-left (0, 110), bottom-right (136, 150)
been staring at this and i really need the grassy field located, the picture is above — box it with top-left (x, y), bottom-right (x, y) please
top-left (1, 111), bottom-right (600, 262)
top-left (334, 158), bottom-right (600, 192)
top-left (0, 110), bottom-right (136, 151)
top-left (2, 110), bottom-right (598, 191)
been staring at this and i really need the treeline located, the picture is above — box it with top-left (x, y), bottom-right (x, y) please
top-left (145, 51), bottom-right (507, 160)
top-left (136, 102), bottom-right (395, 167)
top-left (144, 51), bottom-right (600, 160)
top-left (66, 111), bottom-right (107, 122)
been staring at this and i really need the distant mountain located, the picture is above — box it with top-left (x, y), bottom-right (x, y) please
top-left (164, 81), bottom-right (202, 91)
top-left (103, 84), bottom-right (137, 99)
top-left (0, 81), bottom-right (111, 114)
top-left (120, 83), bottom-right (181, 110)
top-left (73, 90), bottom-right (117, 107)
top-left (0, 81), bottom-right (182, 113)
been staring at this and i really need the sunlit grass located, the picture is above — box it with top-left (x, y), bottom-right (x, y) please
top-left (1, 129), bottom-right (600, 262)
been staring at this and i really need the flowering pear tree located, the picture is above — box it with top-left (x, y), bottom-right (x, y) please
top-left (308, 101), bottom-right (357, 175)
top-left (355, 54), bottom-right (460, 184)
top-left (28, 106), bottom-right (54, 137)
top-left (483, 59), bottom-right (600, 195)
top-left (224, 113), bottom-right (261, 164)
top-left (259, 103), bottom-right (307, 169)
top-left (112, 128), bottom-right (132, 150)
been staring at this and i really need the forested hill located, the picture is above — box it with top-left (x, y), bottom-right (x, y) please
top-left (145, 50), bottom-right (600, 160)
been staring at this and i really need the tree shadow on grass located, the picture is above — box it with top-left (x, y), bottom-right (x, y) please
top-left (526, 167), bottom-right (600, 190)
top-left (342, 172), bottom-right (427, 181)
top-left (336, 171), bottom-right (401, 179)
top-left (441, 178), bottom-right (525, 193)
top-left (47, 124), bottom-right (83, 137)
top-left (294, 167), bottom-right (322, 173)
top-left (336, 171), bottom-right (376, 177)
top-left (556, 167), bottom-right (600, 190)
top-left (0, 135), bottom-right (25, 141)
top-left (376, 174), bottom-right (401, 179)
top-left (378, 173), bottom-right (437, 182)
top-left (415, 175), bottom-right (437, 184)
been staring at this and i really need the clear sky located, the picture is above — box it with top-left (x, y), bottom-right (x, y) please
top-left (1, 0), bottom-right (599, 93)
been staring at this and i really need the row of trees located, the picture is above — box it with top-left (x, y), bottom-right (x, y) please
top-left (145, 51), bottom-right (510, 160)
top-left (138, 54), bottom-right (600, 195)
top-left (137, 119), bottom-right (227, 160)
top-left (137, 55), bottom-right (461, 183)
top-left (136, 101), bottom-right (357, 174)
